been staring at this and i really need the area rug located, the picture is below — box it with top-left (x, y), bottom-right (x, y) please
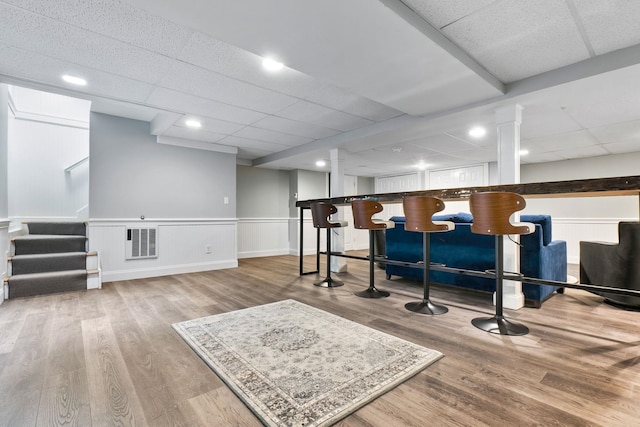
top-left (172, 299), bottom-right (443, 426)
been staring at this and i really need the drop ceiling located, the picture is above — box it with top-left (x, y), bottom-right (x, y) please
top-left (1, 0), bottom-right (639, 177)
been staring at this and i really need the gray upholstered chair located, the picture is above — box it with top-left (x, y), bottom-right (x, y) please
top-left (580, 221), bottom-right (640, 309)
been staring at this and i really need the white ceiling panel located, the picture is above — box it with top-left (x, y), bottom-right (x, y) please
top-left (3, 0), bottom-right (195, 57)
top-left (525, 129), bottom-right (600, 152)
top-left (442, 0), bottom-right (590, 82)
top-left (219, 135), bottom-right (293, 153)
top-left (275, 101), bottom-right (373, 132)
top-left (159, 62), bottom-right (298, 114)
top-left (402, 0), bottom-right (499, 29)
top-left (234, 126), bottom-right (314, 147)
top-left (145, 88), bottom-right (267, 125)
top-left (602, 140), bottom-right (640, 155)
top-left (174, 117), bottom-right (245, 135)
top-left (574, 0), bottom-right (640, 55)
top-left (554, 144), bottom-right (609, 159)
top-left (410, 134), bottom-right (477, 154)
top-left (588, 120), bottom-right (640, 143)
top-left (251, 116), bottom-right (340, 140)
top-left (0, 46), bottom-right (154, 102)
top-left (162, 126), bottom-right (227, 144)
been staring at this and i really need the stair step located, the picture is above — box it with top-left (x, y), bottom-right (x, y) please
top-left (25, 222), bottom-right (86, 236)
top-left (10, 252), bottom-right (88, 275)
top-left (12, 235), bottom-right (87, 255)
top-left (6, 270), bottom-right (88, 299)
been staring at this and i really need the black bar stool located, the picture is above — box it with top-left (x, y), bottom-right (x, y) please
top-left (310, 202), bottom-right (348, 288)
top-left (403, 196), bottom-right (454, 315)
top-left (351, 200), bottom-right (394, 298)
top-left (469, 192), bottom-right (534, 335)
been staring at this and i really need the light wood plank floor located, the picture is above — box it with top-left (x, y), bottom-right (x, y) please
top-left (0, 255), bottom-right (638, 426)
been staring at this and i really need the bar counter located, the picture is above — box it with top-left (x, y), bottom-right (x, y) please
top-left (295, 174), bottom-right (640, 208)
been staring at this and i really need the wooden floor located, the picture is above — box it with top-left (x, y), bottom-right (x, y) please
top-left (0, 255), bottom-right (638, 426)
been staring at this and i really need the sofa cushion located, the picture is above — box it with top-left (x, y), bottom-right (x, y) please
top-left (521, 214), bottom-right (552, 245)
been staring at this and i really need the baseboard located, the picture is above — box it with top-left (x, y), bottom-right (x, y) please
top-left (238, 249), bottom-right (290, 259)
top-left (101, 260), bottom-right (238, 282)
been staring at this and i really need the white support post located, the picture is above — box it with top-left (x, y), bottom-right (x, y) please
top-left (495, 104), bottom-right (525, 310)
top-left (329, 148), bottom-right (347, 273)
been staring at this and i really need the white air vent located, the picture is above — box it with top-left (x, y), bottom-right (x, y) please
top-left (126, 227), bottom-right (158, 260)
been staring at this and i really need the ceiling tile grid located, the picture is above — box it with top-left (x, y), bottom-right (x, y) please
top-left (574, 0), bottom-right (640, 55)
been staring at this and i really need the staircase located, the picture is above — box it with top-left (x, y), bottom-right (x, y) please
top-left (4, 222), bottom-right (101, 299)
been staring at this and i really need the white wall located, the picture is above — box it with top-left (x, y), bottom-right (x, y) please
top-left (7, 87), bottom-right (89, 221)
top-left (0, 85), bottom-right (8, 305)
top-left (89, 113), bottom-right (238, 281)
top-left (521, 153), bottom-right (640, 263)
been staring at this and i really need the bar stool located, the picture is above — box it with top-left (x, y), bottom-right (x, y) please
top-left (402, 196), bottom-right (454, 315)
top-left (351, 200), bottom-right (394, 298)
top-left (469, 192), bottom-right (534, 336)
top-left (310, 202), bottom-right (348, 288)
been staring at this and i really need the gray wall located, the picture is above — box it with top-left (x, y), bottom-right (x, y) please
top-left (90, 113), bottom-right (236, 219)
top-left (288, 169), bottom-right (328, 217)
top-left (236, 165), bottom-right (290, 218)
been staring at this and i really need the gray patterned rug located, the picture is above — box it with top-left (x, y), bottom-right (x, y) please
top-left (172, 299), bottom-right (443, 426)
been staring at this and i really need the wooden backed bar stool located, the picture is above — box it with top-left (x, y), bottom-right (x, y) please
top-left (310, 202), bottom-right (348, 288)
top-left (469, 192), bottom-right (535, 335)
top-left (351, 200), bottom-right (394, 298)
top-left (402, 196), bottom-right (455, 315)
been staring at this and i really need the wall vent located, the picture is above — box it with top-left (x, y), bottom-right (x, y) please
top-left (126, 227), bottom-right (158, 260)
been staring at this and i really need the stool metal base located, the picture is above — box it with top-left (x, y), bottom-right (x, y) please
top-left (471, 315), bottom-right (529, 336)
top-left (313, 277), bottom-right (344, 288)
top-left (355, 287), bottom-right (390, 298)
top-left (405, 299), bottom-right (448, 315)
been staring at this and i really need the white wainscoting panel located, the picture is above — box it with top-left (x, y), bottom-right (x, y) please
top-left (238, 218), bottom-right (290, 258)
top-left (551, 218), bottom-right (631, 264)
top-left (89, 219), bottom-right (237, 282)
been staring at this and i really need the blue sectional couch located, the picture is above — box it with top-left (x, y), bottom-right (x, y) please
top-left (385, 213), bottom-right (567, 307)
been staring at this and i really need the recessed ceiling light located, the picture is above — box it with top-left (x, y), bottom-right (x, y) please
top-left (414, 161), bottom-right (428, 170)
top-left (62, 74), bottom-right (87, 86)
top-left (519, 149), bottom-right (529, 156)
top-left (262, 57), bottom-right (284, 71)
top-left (315, 160), bottom-right (326, 167)
top-left (468, 126), bottom-right (486, 138)
top-left (185, 119), bottom-right (202, 129)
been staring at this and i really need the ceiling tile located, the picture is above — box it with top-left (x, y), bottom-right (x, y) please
top-left (252, 116), bottom-right (340, 140)
top-left (218, 135), bottom-right (292, 152)
top-left (554, 144), bottom-right (609, 159)
top-left (159, 61), bottom-right (298, 114)
top-left (524, 129), bottom-right (599, 152)
top-left (574, 0), bottom-right (640, 55)
top-left (442, 0), bottom-right (590, 82)
top-left (145, 88), bottom-right (266, 125)
top-left (402, 0), bottom-right (498, 29)
top-left (0, 46), bottom-right (154, 102)
top-left (174, 116), bottom-right (245, 135)
top-left (588, 119), bottom-right (640, 143)
top-left (275, 101), bottom-right (373, 132)
top-left (234, 126), bottom-right (314, 146)
top-left (0, 4), bottom-right (174, 83)
top-left (602, 140), bottom-right (640, 155)
top-left (409, 134), bottom-right (477, 154)
top-left (3, 0), bottom-right (194, 57)
top-left (162, 126), bottom-right (226, 144)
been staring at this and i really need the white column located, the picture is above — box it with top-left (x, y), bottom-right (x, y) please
top-left (495, 104), bottom-right (524, 310)
top-left (329, 148), bottom-right (348, 273)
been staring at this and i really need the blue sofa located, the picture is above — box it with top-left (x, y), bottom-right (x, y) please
top-left (385, 213), bottom-right (567, 307)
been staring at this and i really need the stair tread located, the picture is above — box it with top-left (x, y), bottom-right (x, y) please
top-left (8, 270), bottom-right (88, 280)
top-left (11, 252), bottom-right (87, 260)
top-left (14, 234), bottom-right (86, 241)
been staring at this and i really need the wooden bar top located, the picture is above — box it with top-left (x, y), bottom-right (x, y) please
top-left (296, 175), bottom-right (640, 208)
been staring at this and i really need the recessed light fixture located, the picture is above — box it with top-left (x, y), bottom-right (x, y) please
top-left (62, 74), bottom-right (87, 86)
top-left (185, 119), bottom-right (202, 129)
top-left (414, 161), bottom-right (428, 170)
top-left (315, 160), bottom-right (326, 167)
top-left (519, 149), bottom-right (529, 156)
top-left (262, 57), bottom-right (284, 71)
top-left (468, 126), bottom-right (486, 138)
